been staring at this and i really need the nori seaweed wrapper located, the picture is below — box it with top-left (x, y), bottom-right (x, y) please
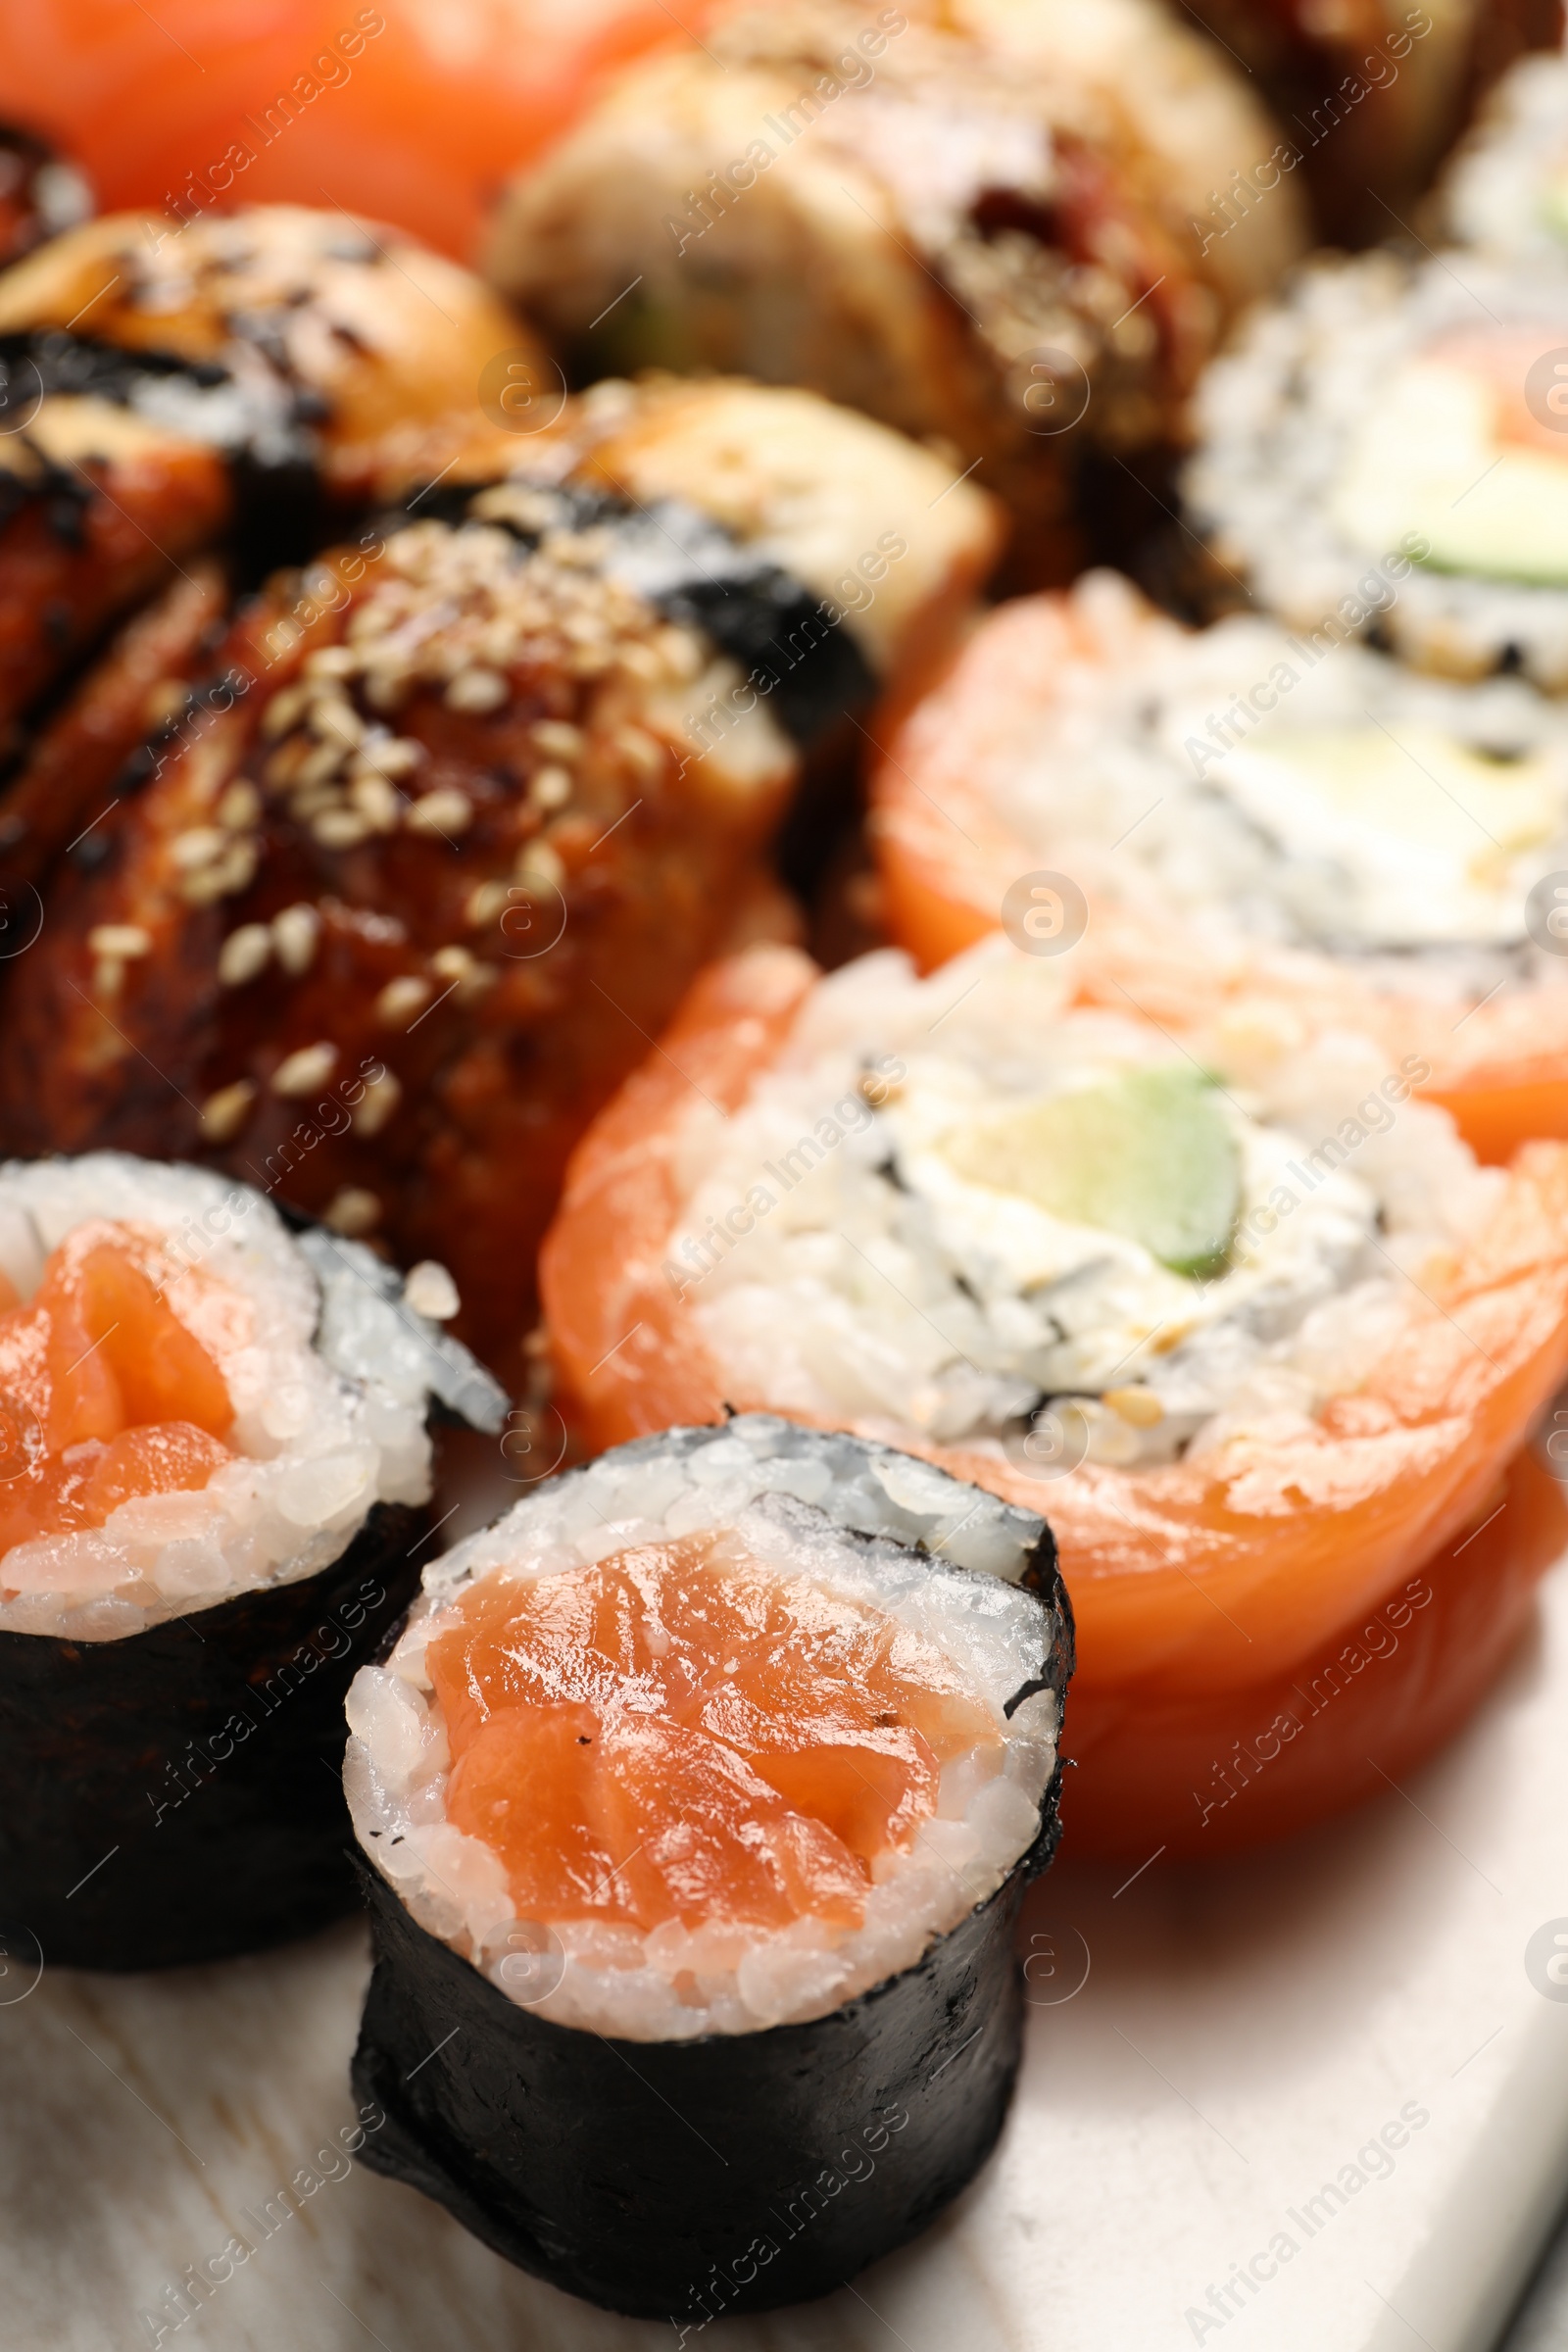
top-left (351, 1535), bottom-right (1072, 2319)
top-left (0, 1500), bottom-right (427, 1971)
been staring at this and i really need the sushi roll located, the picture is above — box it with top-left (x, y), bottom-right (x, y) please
top-left (1185, 246), bottom-right (1568, 689)
top-left (346, 1413), bottom-right (1071, 2317)
top-left (0, 203), bottom-right (536, 749)
top-left (1179, 0), bottom-right (1562, 250)
top-left (485, 0), bottom-right (1305, 577)
top-left (540, 933), bottom-right (1568, 1855)
top-left (499, 372), bottom-right (1004, 733)
top-left (0, 380), bottom-right (995, 1385)
top-left (865, 569), bottom-right (1568, 1161)
top-left (0, 1150), bottom-right (506, 1970)
top-left (1442, 42), bottom-right (1568, 259)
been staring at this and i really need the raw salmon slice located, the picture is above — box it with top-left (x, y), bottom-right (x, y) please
top-left (0, 1218), bottom-right (232, 1554)
top-left (428, 1536), bottom-right (1002, 1933)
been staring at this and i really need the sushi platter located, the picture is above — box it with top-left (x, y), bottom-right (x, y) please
top-left (6, 1), bottom-right (1568, 2345)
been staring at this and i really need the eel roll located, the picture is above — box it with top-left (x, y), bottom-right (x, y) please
top-left (0, 202), bottom-right (537, 753)
top-left (347, 1412), bottom-right (1070, 2318)
top-left (0, 1150), bottom-right (506, 1969)
top-left (0, 381), bottom-right (996, 1384)
top-left (484, 0), bottom-right (1304, 580)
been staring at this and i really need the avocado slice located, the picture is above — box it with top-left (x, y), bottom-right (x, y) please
top-left (941, 1067), bottom-right (1242, 1279)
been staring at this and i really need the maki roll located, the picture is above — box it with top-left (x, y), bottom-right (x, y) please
top-left (541, 934), bottom-right (1568, 1854)
top-left (1185, 246), bottom-right (1568, 689)
top-left (501, 372), bottom-right (1003, 733)
top-left (0, 380), bottom-right (995, 1384)
top-left (485, 0), bottom-right (1305, 577)
top-left (346, 1413), bottom-right (1071, 2317)
top-left (866, 570), bottom-right (1568, 1160)
top-left (0, 203), bottom-right (536, 750)
top-left (0, 1151), bottom-right (506, 1969)
top-left (1442, 42), bottom-right (1568, 259)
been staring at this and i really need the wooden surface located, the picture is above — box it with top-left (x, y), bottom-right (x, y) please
top-left (11, 1555), bottom-right (1568, 2352)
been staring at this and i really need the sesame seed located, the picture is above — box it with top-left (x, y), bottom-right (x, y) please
top-left (514, 841), bottom-right (564, 893)
top-left (445, 667), bottom-right (509, 713)
top-left (530, 720), bottom-right (583, 760)
top-left (312, 697), bottom-right (366, 750)
top-left (407, 789), bottom-right (472, 835)
top-left (180, 841), bottom-right (257, 906)
top-left (261, 685), bottom-right (309, 740)
top-left (366, 739), bottom-right (421, 779)
top-left (429, 944), bottom-right (497, 1001)
top-left (200, 1079), bottom-right (257, 1142)
top-left (375, 974), bottom-right (431, 1025)
top-left (350, 772), bottom-right (401, 830)
top-left (271, 1042), bottom-right (338, 1097)
top-left (323, 1186), bottom-right (381, 1237)
top-left (218, 781), bottom-right (261, 831)
top-left (613, 724), bottom-right (664, 780)
top-left (218, 923), bottom-right (271, 986)
top-left (86, 923), bottom-right (151, 959)
top-left (220, 841), bottom-right (258, 895)
top-left (297, 740), bottom-right (346, 789)
top-left (272, 903), bottom-right (321, 974)
top-left (429, 945), bottom-right (496, 1001)
top-left (464, 879), bottom-right (510, 929)
top-left (312, 808), bottom-right (371, 850)
top-left (171, 826), bottom-right (225, 871)
top-left (530, 765), bottom-right (571, 811)
top-left (354, 1068), bottom-right (403, 1137)
top-left (1104, 1387), bottom-right (1165, 1429)
top-left (655, 626), bottom-right (702, 683)
top-left (403, 1259), bottom-right (460, 1321)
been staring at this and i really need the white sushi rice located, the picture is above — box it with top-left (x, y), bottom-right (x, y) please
top-left (1443, 49), bottom-right (1568, 261)
top-left (346, 1417), bottom-right (1059, 2038)
top-left (0, 1155), bottom-right (506, 1641)
top-left (1186, 249), bottom-right (1568, 688)
top-left (662, 937), bottom-right (1500, 1468)
top-left (934, 568), bottom-right (1568, 982)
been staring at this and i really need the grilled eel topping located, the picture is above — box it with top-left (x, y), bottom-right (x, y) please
top-left (0, 494), bottom-right (803, 1380)
top-left (0, 205), bottom-right (542, 745)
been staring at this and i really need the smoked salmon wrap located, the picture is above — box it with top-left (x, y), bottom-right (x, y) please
top-left (541, 935), bottom-right (1568, 1856)
top-left (868, 572), bottom-right (1568, 1166)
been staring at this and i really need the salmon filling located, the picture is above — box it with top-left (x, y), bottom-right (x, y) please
top-left (0, 1218), bottom-right (233, 1556)
top-left (429, 1536), bottom-right (1002, 1936)
top-left (348, 1416), bottom-right (1058, 2034)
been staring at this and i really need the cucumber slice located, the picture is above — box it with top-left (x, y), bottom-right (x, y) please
top-left (941, 1067), bottom-right (1241, 1279)
top-left (1330, 356), bottom-right (1568, 586)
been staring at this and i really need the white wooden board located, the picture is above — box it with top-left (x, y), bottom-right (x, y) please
top-left (10, 1551), bottom-right (1568, 2352)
